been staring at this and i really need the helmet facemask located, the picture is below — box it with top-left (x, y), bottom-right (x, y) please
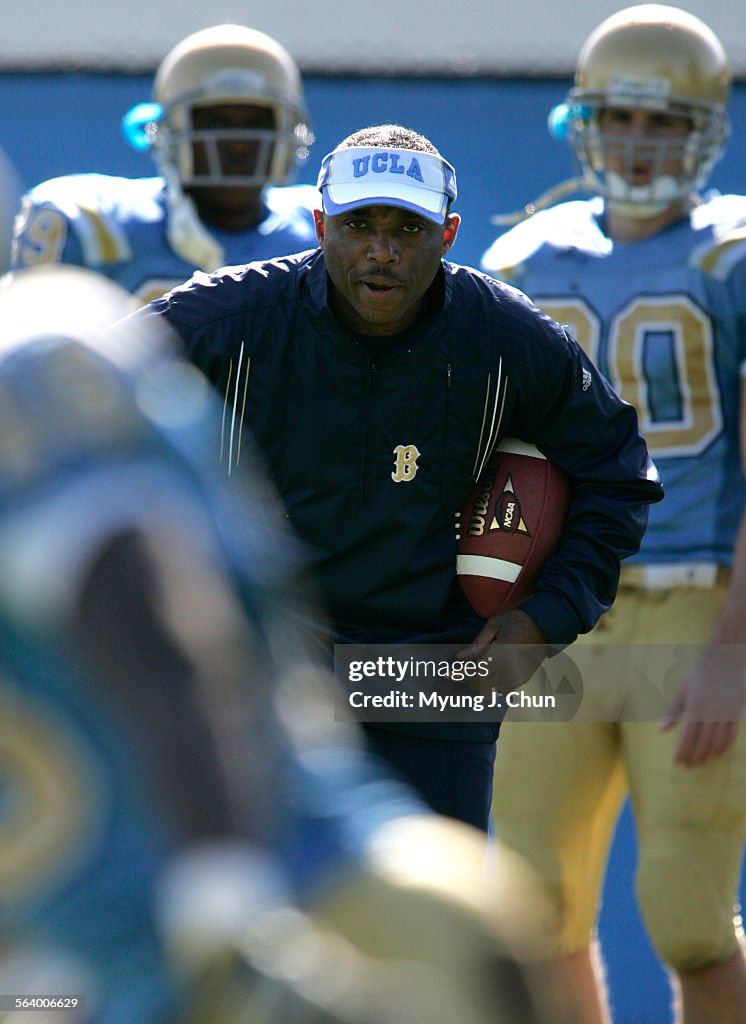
top-left (566, 89), bottom-right (729, 218)
top-left (154, 73), bottom-right (312, 190)
top-left (139, 25), bottom-right (314, 196)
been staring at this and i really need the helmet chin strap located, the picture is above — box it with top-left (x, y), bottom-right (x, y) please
top-left (164, 174), bottom-right (225, 271)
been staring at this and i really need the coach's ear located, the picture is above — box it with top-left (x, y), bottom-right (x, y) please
top-left (442, 213), bottom-right (460, 255)
top-left (314, 208), bottom-right (325, 245)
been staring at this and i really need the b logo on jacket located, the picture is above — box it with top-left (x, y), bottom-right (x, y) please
top-left (391, 444), bottom-right (421, 482)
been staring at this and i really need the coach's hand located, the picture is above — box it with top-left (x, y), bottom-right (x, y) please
top-left (459, 608), bottom-right (549, 695)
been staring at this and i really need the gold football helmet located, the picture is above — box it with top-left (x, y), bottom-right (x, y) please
top-left (563, 4), bottom-right (730, 214)
top-left (149, 24), bottom-right (313, 189)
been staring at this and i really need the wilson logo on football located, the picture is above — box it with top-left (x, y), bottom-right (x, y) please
top-left (466, 469), bottom-right (497, 537)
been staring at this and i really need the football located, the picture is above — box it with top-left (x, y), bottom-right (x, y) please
top-left (456, 438), bottom-right (570, 617)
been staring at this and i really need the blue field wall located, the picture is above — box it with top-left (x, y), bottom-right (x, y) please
top-left (1, 72), bottom-right (744, 1024)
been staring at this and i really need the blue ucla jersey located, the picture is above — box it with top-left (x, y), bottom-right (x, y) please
top-left (11, 173), bottom-right (318, 303)
top-left (481, 193), bottom-right (746, 566)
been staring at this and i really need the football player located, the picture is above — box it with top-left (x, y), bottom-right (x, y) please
top-left (0, 265), bottom-right (306, 1020)
top-left (480, 6), bottom-right (746, 1023)
top-left (10, 25), bottom-right (318, 303)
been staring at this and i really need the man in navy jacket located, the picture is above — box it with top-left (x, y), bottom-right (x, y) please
top-left (132, 123), bottom-right (664, 831)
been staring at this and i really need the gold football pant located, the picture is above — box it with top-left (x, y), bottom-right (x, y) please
top-left (490, 572), bottom-right (746, 971)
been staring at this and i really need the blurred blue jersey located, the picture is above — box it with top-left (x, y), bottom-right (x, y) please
top-left (0, 334), bottom-right (292, 1022)
top-left (11, 174), bottom-right (318, 303)
top-left (481, 193), bottom-right (746, 566)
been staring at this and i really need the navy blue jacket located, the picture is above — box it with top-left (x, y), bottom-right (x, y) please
top-left (140, 249), bottom-right (663, 736)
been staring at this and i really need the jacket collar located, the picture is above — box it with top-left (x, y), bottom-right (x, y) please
top-left (304, 248), bottom-right (329, 313)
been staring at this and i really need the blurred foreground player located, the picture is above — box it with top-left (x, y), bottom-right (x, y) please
top-left (0, 265), bottom-right (554, 1024)
top-left (481, 6), bottom-right (746, 1022)
top-left (10, 24), bottom-right (318, 302)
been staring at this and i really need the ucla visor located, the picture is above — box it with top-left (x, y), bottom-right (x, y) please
top-left (317, 146), bottom-right (457, 224)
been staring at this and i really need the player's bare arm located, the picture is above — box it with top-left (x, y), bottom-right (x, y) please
top-left (662, 377), bottom-right (746, 766)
